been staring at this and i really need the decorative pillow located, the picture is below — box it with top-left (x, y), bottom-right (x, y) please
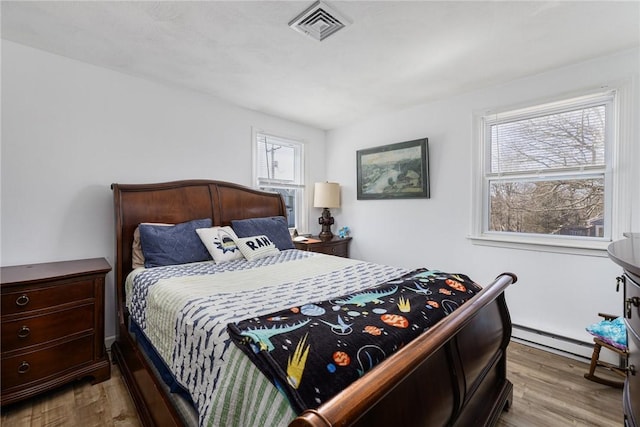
top-left (586, 316), bottom-right (627, 350)
top-left (231, 216), bottom-right (294, 250)
top-left (139, 218), bottom-right (212, 268)
top-left (234, 235), bottom-right (280, 261)
top-left (132, 223), bottom-right (172, 269)
top-left (196, 226), bottom-right (244, 264)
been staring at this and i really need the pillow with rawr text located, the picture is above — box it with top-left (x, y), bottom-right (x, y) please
top-left (231, 216), bottom-right (294, 250)
top-left (234, 235), bottom-right (280, 261)
top-left (196, 226), bottom-right (244, 263)
top-left (139, 218), bottom-right (212, 268)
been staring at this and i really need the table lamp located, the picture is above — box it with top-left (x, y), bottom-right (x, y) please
top-left (313, 182), bottom-right (340, 241)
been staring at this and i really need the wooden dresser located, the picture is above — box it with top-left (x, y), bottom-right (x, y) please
top-left (608, 237), bottom-right (639, 427)
top-left (293, 236), bottom-right (352, 258)
top-left (1, 258), bottom-right (111, 406)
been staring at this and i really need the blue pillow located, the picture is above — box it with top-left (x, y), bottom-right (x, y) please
top-left (231, 216), bottom-right (294, 250)
top-left (139, 218), bottom-right (212, 268)
top-left (586, 316), bottom-right (627, 350)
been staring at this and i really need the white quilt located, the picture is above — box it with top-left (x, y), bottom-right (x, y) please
top-left (126, 249), bottom-right (408, 427)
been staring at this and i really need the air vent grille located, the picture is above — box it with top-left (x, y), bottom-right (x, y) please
top-left (289, 1), bottom-right (351, 41)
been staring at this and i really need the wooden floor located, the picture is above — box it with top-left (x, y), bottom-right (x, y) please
top-left (497, 341), bottom-right (623, 426)
top-left (1, 341), bottom-right (624, 426)
top-left (0, 360), bottom-right (141, 427)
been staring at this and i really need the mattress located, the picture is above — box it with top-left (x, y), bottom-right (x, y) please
top-left (125, 249), bottom-right (408, 426)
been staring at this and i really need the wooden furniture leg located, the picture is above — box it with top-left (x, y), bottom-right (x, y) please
top-left (584, 313), bottom-right (628, 389)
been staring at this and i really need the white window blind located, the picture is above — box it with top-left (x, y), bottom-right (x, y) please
top-left (489, 104), bottom-right (606, 174)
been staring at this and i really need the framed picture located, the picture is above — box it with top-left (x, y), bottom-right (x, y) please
top-left (357, 138), bottom-right (430, 200)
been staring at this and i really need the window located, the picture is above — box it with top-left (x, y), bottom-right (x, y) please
top-left (473, 90), bottom-right (621, 249)
top-left (253, 131), bottom-right (305, 230)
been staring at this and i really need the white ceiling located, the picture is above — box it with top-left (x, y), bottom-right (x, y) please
top-left (2, 1), bottom-right (639, 130)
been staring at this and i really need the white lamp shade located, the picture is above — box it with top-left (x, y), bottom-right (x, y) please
top-left (313, 182), bottom-right (340, 208)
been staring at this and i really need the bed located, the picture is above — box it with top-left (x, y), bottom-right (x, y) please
top-left (111, 179), bottom-right (517, 427)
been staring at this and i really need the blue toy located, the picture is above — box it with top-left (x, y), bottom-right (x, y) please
top-left (338, 226), bottom-right (350, 239)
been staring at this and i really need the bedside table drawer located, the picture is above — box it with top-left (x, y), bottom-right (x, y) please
top-left (1, 335), bottom-right (94, 390)
top-left (316, 244), bottom-right (348, 257)
top-left (1, 279), bottom-right (95, 315)
top-left (294, 237), bottom-right (351, 258)
top-left (1, 304), bottom-right (94, 352)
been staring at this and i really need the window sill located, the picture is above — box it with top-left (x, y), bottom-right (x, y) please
top-left (467, 234), bottom-right (611, 257)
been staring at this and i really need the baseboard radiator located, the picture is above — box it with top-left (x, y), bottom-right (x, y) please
top-left (511, 323), bottom-right (621, 365)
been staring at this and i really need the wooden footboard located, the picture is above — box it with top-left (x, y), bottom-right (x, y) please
top-left (291, 273), bottom-right (516, 427)
top-left (111, 180), bottom-right (517, 427)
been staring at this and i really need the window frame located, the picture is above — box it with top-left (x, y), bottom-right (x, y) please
top-left (470, 85), bottom-right (632, 255)
top-left (252, 129), bottom-right (307, 232)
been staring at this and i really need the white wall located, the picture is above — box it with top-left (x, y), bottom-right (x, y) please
top-left (4, 39), bottom-right (638, 359)
top-left (1, 40), bottom-right (326, 342)
top-left (326, 49), bottom-right (640, 357)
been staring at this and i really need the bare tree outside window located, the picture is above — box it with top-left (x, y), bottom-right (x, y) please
top-left (485, 98), bottom-right (610, 239)
top-left (489, 179), bottom-right (604, 236)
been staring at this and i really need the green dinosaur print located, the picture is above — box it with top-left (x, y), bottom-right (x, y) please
top-left (240, 319), bottom-right (310, 352)
top-left (334, 286), bottom-right (398, 307)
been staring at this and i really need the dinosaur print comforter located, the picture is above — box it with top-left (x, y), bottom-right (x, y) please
top-left (227, 268), bottom-right (481, 413)
top-left (125, 250), bottom-right (409, 426)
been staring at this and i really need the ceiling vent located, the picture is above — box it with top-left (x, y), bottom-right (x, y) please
top-left (288, 1), bottom-right (351, 41)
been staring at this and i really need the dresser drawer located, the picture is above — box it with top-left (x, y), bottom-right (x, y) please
top-left (625, 323), bottom-right (639, 426)
top-left (626, 273), bottom-right (640, 334)
top-left (1, 335), bottom-right (94, 390)
top-left (1, 304), bottom-right (94, 352)
top-left (1, 279), bottom-right (95, 315)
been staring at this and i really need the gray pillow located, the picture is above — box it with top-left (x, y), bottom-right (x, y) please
top-left (231, 216), bottom-right (294, 250)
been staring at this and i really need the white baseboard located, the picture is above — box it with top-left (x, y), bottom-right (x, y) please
top-left (511, 324), bottom-right (621, 366)
top-left (105, 335), bottom-right (116, 351)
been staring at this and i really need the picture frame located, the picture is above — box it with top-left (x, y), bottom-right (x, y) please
top-left (356, 138), bottom-right (430, 200)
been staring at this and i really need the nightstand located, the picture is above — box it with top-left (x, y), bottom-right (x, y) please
top-left (294, 236), bottom-right (352, 258)
top-left (1, 258), bottom-right (111, 406)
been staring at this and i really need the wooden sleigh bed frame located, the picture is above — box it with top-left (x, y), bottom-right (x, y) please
top-left (111, 179), bottom-right (517, 427)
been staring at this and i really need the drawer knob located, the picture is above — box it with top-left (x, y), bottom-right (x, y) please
top-left (625, 296), bottom-right (640, 319)
top-left (17, 325), bottom-right (31, 339)
top-left (18, 361), bottom-right (30, 374)
top-left (15, 294), bottom-right (30, 307)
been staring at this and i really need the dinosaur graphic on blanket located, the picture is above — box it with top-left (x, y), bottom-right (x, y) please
top-left (229, 268), bottom-right (481, 414)
top-left (240, 319), bottom-right (310, 352)
top-left (334, 286), bottom-right (398, 307)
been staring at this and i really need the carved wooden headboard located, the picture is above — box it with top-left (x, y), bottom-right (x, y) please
top-left (111, 180), bottom-right (287, 327)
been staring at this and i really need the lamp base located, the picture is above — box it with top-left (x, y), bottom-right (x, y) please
top-left (319, 230), bottom-right (333, 241)
top-left (318, 208), bottom-right (334, 241)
